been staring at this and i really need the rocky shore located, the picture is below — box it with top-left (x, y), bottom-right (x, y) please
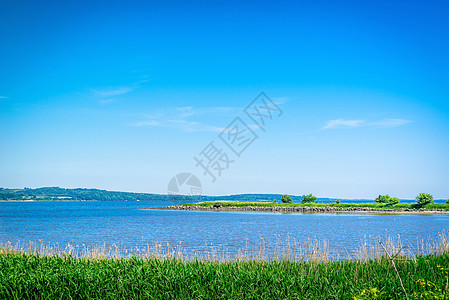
top-left (147, 205), bottom-right (449, 214)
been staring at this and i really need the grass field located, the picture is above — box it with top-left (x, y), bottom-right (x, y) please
top-left (1, 233), bottom-right (449, 299)
top-left (0, 248), bottom-right (448, 299)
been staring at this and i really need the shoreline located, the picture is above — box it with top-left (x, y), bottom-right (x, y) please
top-left (146, 205), bottom-right (449, 214)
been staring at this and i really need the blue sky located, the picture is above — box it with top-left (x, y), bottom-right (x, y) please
top-left (1, 0), bottom-right (448, 199)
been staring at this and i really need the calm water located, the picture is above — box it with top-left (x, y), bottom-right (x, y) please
top-left (0, 200), bottom-right (448, 258)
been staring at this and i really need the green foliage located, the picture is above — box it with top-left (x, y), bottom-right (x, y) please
top-left (387, 196), bottom-right (399, 205)
top-left (0, 192), bottom-right (21, 200)
top-left (1, 251), bottom-right (448, 299)
top-left (374, 194), bottom-right (400, 205)
top-left (446, 199), bottom-right (449, 205)
top-left (416, 193), bottom-right (434, 205)
top-left (183, 201), bottom-right (449, 212)
top-left (421, 203), bottom-right (449, 211)
top-left (414, 265), bottom-right (449, 299)
top-left (353, 287), bottom-right (385, 300)
top-left (273, 199), bottom-right (276, 203)
top-left (336, 199), bottom-right (340, 204)
top-left (281, 194), bottom-right (293, 204)
top-left (301, 194), bottom-right (318, 204)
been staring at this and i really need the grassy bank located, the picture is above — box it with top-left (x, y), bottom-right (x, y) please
top-left (179, 201), bottom-right (449, 211)
top-left (0, 248), bottom-right (448, 299)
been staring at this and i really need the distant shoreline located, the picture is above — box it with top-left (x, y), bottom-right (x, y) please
top-left (146, 205), bottom-right (449, 215)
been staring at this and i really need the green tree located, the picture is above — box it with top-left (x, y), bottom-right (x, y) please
top-left (416, 193), bottom-right (434, 206)
top-left (446, 199), bottom-right (449, 205)
top-left (388, 197), bottom-right (400, 205)
top-left (374, 194), bottom-right (399, 205)
top-left (281, 194), bottom-right (292, 204)
top-left (301, 194), bottom-right (318, 204)
top-left (336, 199), bottom-right (340, 204)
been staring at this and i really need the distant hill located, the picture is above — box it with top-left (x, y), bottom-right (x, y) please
top-left (0, 187), bottom-right (317, 202)
top-left (0, 187), bottom-right (167, 201)
top-left (3, 187), bottom-right (442, 203)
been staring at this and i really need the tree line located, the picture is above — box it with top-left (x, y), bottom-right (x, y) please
top-left (279, 192), bottom-right (449, 206)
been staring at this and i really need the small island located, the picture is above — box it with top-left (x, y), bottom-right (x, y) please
top-left (149, 193), bottom-right (449, 214)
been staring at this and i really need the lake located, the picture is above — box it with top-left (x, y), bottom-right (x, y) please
top-left (1, 200), bottom-right (448, 259)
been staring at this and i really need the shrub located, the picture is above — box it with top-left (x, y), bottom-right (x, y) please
top-left (446, 199), bottom-right (449, 205)
top-left (413, 265), bottom-right (449, 299)
top-left (416, 193), bottom-right (434, 206)
top-left (336, 199), bottom-right (340, 204)
top-left (281, 194), bottom-right (292, 204)
top-left (374, 194), bottom-right (400, 205)
top-left (301, 194), bottom-right (318, 204)
top-left (353, 287), bottom-right (385, 300)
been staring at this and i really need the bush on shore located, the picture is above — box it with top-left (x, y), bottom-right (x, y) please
top-left (301, 194), bottom-right (318, 204)
top-left (416, 193), bottom-right (434, 206)
top-left (281, 194), bottom-right (292, 204)
top-left (374, 194), bottom-right (400, 205)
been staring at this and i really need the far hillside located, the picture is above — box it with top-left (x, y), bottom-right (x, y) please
top-left (0, 187), bottom-right (447, 204)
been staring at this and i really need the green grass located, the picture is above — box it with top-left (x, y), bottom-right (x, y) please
top-left (1, 251), bottom-right (448, 299)
top-left (180, 201), bottom-right (449, 211)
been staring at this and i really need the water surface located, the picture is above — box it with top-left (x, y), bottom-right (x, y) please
top-left (0, 200), bottom-right (447, 258)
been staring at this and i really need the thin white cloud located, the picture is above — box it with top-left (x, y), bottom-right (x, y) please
top-left (322, 118), bottom-right (413, 130)
top-left (99, 98), bottom-right (116, 105)
top-left (131, 104), bottom-right (258, 133)
top-left (175, 106), bottom-right (242, 117)
top-left (135, 79), bottom-right (152, 85)
top-left (176, 106), bottom-right (195, 117)
top-left (166, 119), bottom-right (197, 125)
top-left (132, 118), bottom-right (226, 133)
top-left (322, 119), bottom-right (365, 129)
top-left (272, 97), bottom-right (289, 105)
top-left (0, 96), bottom-right (8, 99)
top-left (85, 74), bottom-right (152, 105)
top-left (172, 120), bottom-right (226, 133)
top-left (133, 120), bottom-right (163, 127)
top-left (208, 106), bottom-right (242, 113)
top-left (92, 87), bottom-right (132, 97)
